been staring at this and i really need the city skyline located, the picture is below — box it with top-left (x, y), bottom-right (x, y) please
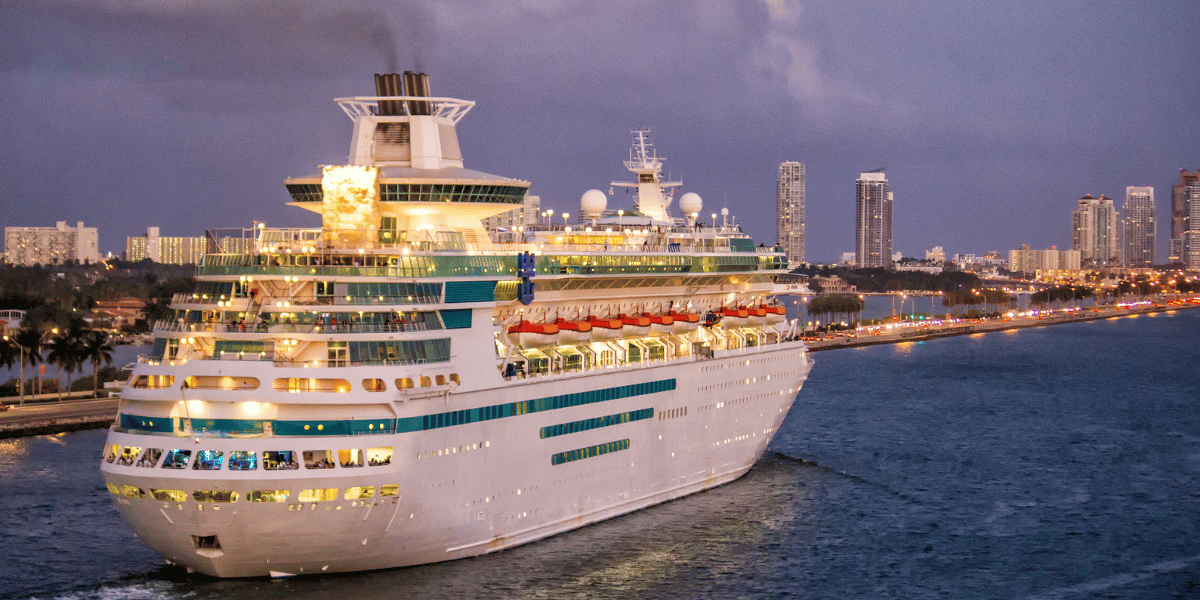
top-left (1, 1), bottom-right (1198, 263)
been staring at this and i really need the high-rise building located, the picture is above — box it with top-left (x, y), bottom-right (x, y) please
top-left (776, 162), bottom-right (805, 264)
top-left (1009, 245), bottom-right (1082, 276)
top-left (855, 171), bottom-right (892, 268)
top-left (126, 227), bottom-right (254, 265)
top-left (1121, 186), bottom-right (1156, 266)
top-left (1071, 194), bottom-right (1119, 267)
top-left (1173, 169), bottom-right (1200, 269)
top-left (482, 195), bottom-right (540, 242)
top-left (3, 221), bottom-right (101, 266)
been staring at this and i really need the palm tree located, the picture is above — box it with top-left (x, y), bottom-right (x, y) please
top-left (46, 330), bottom-right (84, 402)
top-left (82, 330), bottom-right (115, 396)
top-left (12, 328), bottom-right (45, 406)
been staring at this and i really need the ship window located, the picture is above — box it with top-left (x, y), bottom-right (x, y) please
top-left (115, 446), bottom-right (141, 466)
top-left (249, 490), bottom-right (291, 503)
top-left (103, 443), bottom-right (120, 463)
top-left (435, 374), bottom-right (446, 386)
top-left (192, 450), bottom-right (223, 470)
top-left (344, 486), bottom-right (375, 500)
top-left (298, 488), bottom-right (339, 502)
top-left (303, 450), bottom-right (335, 469)
top-left (449, 373), bottom-right (460, 385)
top-left (150, 488), bottom-right (187, 502)
top-left (121, 485), bottom-right (146, 499)
top-left (228, 451), bottom-right (257, 471)
top-left (419, 376), bottom-right (431, 387)
top-left (379, 484), bottom-right (399, 497)
top-left (106, 482), bottom-right (119, 495)
top-left (273, 378), bottom-right (352, 392)
top-left (161, 449), bottom-right (192, 469)
top-left (362, 378), bottom-right (386, 392)
top-left (131, 375), bottom-right (175, 389)
top-left (367, 447), bottom-right (392, 466)
top-left (193, 490), bottom-right (239, 503)
top-left (182, 375), bottom-right (260, 390)
top-left (139, 448), bottom-right (163, 468)
top-left (338, 449), bottom-right (364, 468)
top-left (263, 450), bottom-right (298, 470)
top-left (397, 377), bottom-right (414, 389)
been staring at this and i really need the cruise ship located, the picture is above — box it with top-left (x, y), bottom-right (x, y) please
top-left (100, 72), bottom-right (813, 578)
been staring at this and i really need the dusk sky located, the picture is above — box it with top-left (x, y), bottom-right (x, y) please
top-left (3, 0), bottom-right (1198, 263)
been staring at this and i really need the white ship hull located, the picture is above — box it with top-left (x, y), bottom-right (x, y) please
top-left (102, 344), bottom-right (810, 577)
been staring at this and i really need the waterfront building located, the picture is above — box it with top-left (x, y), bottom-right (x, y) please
top-left (776, 162), bottom-right (805, 264)
top-left (3, 221), bottom-right (101, 266)
top-left (1071, 194), bottom-right (1119, 267)
top-left (855, 171), bottom-right (892, 268)
top-left (925, 246), bottom-right (945, 264)
top-left (126, 227), bottom-right (254, 265)
top-left (1121, 187), bottom-right (1156, 266)
top-left (1189, 181), bottom-right (1200, 270)
top-left (1009, 245), bottom-right (1081, 277)
top-left (812, 275), bottom-right (857, 294)
top-left (482, 195), bottom-right (540, 242)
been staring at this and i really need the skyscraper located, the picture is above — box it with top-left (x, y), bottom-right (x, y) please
top-left (855, 171), bottom-right (892, 268)
top-left (776, 162), bottom-right (805, 264)
top-left (1172, 169), bottom-right (1199, 267)
top-left (1071, 194), bottom-right (1118, 267)
top-left (1121, 186), bottom-right (1155, 266)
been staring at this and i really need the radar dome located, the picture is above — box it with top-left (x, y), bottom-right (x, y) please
top-left (581, 189), bottom-right (607, 218)
top-left (678, 192), bottom-right (702, 216)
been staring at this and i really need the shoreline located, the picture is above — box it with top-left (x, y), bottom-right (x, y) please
top-left (803, 299), bottom-right (1200, 352)
top-left (3, 299), bottom-right (1195, 439)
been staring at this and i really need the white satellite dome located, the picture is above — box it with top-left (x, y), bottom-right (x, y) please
top-left (678, 192), bottom-right (702, 216)
top-left (581, 189), bottom-right (607, 218)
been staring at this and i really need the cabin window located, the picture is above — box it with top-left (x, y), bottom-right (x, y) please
top-left (150, 488), bottom-right (187, 502)
top-left (103, 443), bottom-right (120, 463)
top-left (228, 451), bottom-right (257, 471)
top-left (263, 450), bottom-right (298, 470)
top-left (191, 450), bottom-right (223, 470)
top-left (121, 485), bottom-right (146, 499)
top-left (367, 447), bottom-right (392, 466)
top-left (131, 375), bottom-right (174, 389)
top-left (193, 490), bottom-right (239, 503)
top-left (419, 376), bottom-right (432, 387)
top-left (362, 378), bottom-right (386, 392)
top-left (449, 373), bottom-right (460, 385)
top-left (298, 488), bottom-right (339, 502)
top-left (435, 374), bottom-right (446, 386)
top-left (161, 449), bottom-right (192, 469)
top-left (344, 486), bottom-right (375, 500)
top-left (249, 490), bottom-right (291, 503)
top-left (303, 450), bottom-right (336, 469)
top-left (338, 449), bottom-right (364, 468)
top-left (138, 448), bottom-right (163, 468)
top-left (116, 445), bottom-right (138, 467)
top-left (397, 377), bottom-right (414, 389)
top-left (379, 484), bottom-right (399, 497)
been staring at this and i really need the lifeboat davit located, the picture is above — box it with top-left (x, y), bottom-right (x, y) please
top-left (763, 304), bottom-right (786, 324)
top-left (642, 313), bottom-right (675, 336)
top-left (552, 318), bottom-right (593, 344)
top-left (585, 316), bottom-right (623, 341)
top-left (715, 306), bottom-right (749, 328)
top-left (618, 314), bottom-right (651, 338)
top-left (507, 320), bottom-right (559, 348)
top-left (667, 310), bottom-right (700, 334)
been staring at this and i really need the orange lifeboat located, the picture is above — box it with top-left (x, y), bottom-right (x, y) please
top-left (762, 304), bottom-right (786, 324)
top-left (618, 314), bottom-right (651, 337)
top-left (585, 315), bottom-right (623, 341)
top-left (667, 310), bottom-right (700, 334)
top-left (715, 306), bottom-right (749, 328)
top-left (553, 318), bottom-right (593, 344)
top-left (642, 312), bottom-right (675, 335)
top-left (747, 305), bottom-right (768, 325)
top-left (507, 320), bottom-right (559, 348)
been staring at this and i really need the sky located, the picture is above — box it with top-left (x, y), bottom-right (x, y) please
top-left (2, 0), bottom-right (1198, 264)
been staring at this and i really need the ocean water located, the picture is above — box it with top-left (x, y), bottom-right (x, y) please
top-left (1, 309), bottom-right (1198, 599)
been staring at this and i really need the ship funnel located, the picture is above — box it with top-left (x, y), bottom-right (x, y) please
top-left (373, 73), bottom-right (406, 116)
top-left (403, 71), bottom-right (432, 116)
